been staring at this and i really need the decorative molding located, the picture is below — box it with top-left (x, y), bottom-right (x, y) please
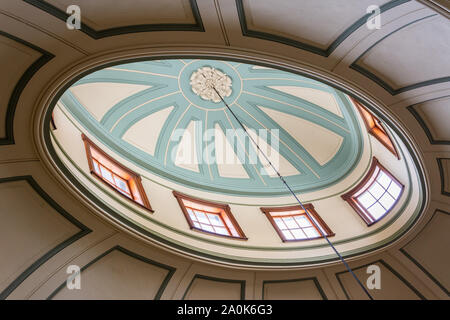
top-left (399, 209), bottom-right (449, 296)
top-left (182, 274), bottom-right (246, 300)
top-left (0, 176), bottom-right (91, 300)
top-left (235, 0), bottom-right (411, 57)
top-left (0, 31), bottom-right (54, 145)
top-left (42, 55), bottom-right (427, 267)
top-left (341, 157), bottom-right (405, 226)
top-left (350, 14), bottom-right (450, 95)
top-left (407, 96), bottom-right (450, 145)
top-left (437, 158), bottom-right (450, 197)
top-left (262, 277), bottom-right (327, 300)
top-left (47, 245), bottom-right (176, 299)
top-left (57, 59), bottom-right (365, 197)
top-left (23, 0), bottom-right (205, 39)
top-left (190, 66), bottom-right (232, 102)
top-left (335, 259), bottom-right (426, 300)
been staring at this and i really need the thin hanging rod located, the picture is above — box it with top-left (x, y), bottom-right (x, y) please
top-left (211, 85), bottom-right (374, 300)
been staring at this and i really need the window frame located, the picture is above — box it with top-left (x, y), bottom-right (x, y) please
top-left (173, 191), bottom-right (247, 240)
top-left (260, 204), bottom-right (334, 242)
top-left (82, 134), bottom-right (153, 212)
top-left (351, 97), bottom-right (400, 159)
top-left (341, 157), bottom-right (404, 226)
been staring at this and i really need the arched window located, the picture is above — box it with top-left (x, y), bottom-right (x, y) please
top-left (342, 157), bottom-right (404, 225)
top-left (351, 97), bottom-right (399, 158)
top-left (82, 134), bottom-right (153, 212)
top-left (173, 191), bottom-right (247, 240)
top-left (260, 204), bottom-right (334, 242)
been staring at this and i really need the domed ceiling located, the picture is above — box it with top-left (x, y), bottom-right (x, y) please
top-left (59, 59), bottom-right (363, 196)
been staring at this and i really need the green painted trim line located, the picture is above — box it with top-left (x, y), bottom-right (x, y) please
top-left (400, 209), bottom-right (449, 296)
top-left (47, 245), bottom-right (176, 299)
top-left (23, 0), bottom-right (205, 39)
top-left (182, 274), bottom-right (246, 300)
top-left (52, 125), bottom-right (425, 265)
top-left (50, 107), bottom-right (417, 254)
top-left (335, 259), bottom-right (426, 300)
top-left (52, 124), bottom-right (413, 254)
top-left (43, 54), bottom-right (427, 266)
top-left (57, 100), bottom-right (373, 207)
top-left (350, 14), bottom-right (449, 95)
top-left (0, 176), bottom-right (91, 300)
top-left (262, 277), bottom-right (327, 300)
top-left (407, 96), bottom-right (450, 145)
top-left (0, 31), bottom-right (54, 145)
top-left (59, 63), bottom-right (365, 197)
top-left (236, 0), bottom-right (411, 57)
top-left (436, 158), bottom-right (450, 197)
top-left (57, 95), bottom-right (373, 207)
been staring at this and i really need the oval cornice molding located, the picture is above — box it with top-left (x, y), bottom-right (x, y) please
top-left (31, 46), bottom-right (429, 268)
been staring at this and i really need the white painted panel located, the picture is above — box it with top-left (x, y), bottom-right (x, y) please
top-left (0, 181), bottom-right (80, 291)
top-left (404, 211), bottom-right (450, 292)
top-left (259, 107), bottom-right (343, 166)
top-left (53, 249), bottom-right (170, 299)
top-left (359, 16), bottom-right (450, 88)
top-left (174, 120), bottom-right (199, 172)
top-left (264, 279), bottom-right (325, 300)
top-left (123, 106), bottom-right (173, 156)
top-left (417, 97), bottom-right (450, 141)
top-left (245, 126), bottom-right (299, 177)
top-left (184, 277), bottom-right (242, 300)
top-left (269, 86), bottom-right (342, 117)
top-left (0, 35), bottom-right (41, 137)
top-left (214, 124), bottom-right (249, 178)
top-left (47, 0), bottom-right (195, 29)
top-left (244, 0), bottom-right (388, 47)
top-left (338, 262), bottom-right (421, 300)
top-left (70, 82), bottom-right (151, 121)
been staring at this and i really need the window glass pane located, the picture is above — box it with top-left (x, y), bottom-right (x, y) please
top-left (187, 208), bottom-right (197, 221)
top-left (303, 227), bottom-right (319, 238)
top-left (274, 218), bottom-right (287, 230)
top-left (114, 176), bottom-right (129, 193)
top-left (379, 193), bottom-right (395, 210)
top-left (282, 230), bottom-right (294, 240)
top-left (291, 228), bottom-right (307, 240)
top-left (283, 216), bottom-right (298, 229)
top-left (196, 211), bottom-right (209, 224)
top-left (357, 191), bottom-right (376, 208)
top-left (377, 171), bottom-right (391, 188)
top-left (207, 214), bottom-right (224, 226)
top-left (294, 215), bottom-right (311, 228)
top-left (214, 226), bottom-right (229, 236)
top-left (193, 222), bottom-right (201, 229)
top-left (100, 166), bottom-right (114, 184)
top-left (388, 182), bottom-right (402, 199)
top-left (368, 182), bottom-right (385, 199)
top-left (367, 202), bottom-right (386, 220)
top-left (200, 223), bottom-right (214, 232)
top-left (93, 161), bottom-right (100, 174)
top-left (117, 188), bottom-right (131, 198)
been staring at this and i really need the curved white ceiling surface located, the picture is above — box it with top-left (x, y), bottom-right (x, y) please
top-left (48, 58), bottom-right (424, 267)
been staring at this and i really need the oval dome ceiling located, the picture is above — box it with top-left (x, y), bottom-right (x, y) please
top-left (59, 59), bottom-right (363, 196)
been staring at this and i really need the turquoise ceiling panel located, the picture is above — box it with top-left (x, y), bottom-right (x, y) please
top-left (60, 59), bottom-right (364, 196)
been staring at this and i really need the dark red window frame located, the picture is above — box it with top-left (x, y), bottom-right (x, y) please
top-left (260, 204), bottom-right (334, 242)
top-left (351, 97), bottom-right (400, 159)
top-left (341, 157), bottom-right (404, 226)
top-left (173, 191), bottom-right (247, 240)
top-left (82, 134), bottom-right (153, 212)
